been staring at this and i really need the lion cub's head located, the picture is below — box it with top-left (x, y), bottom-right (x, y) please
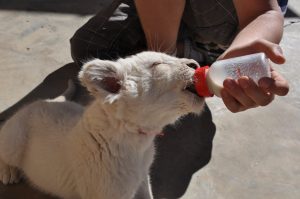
top-left (79, 52), bottom-right (204, 133)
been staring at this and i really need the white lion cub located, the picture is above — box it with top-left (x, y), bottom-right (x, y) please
top-left (0, 51), bottom-right (204, 199)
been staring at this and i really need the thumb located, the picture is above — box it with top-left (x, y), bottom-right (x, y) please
top-left (259, 69), bottom-right (289, 96)
top-left (253, 40), bottom-right (286, 64)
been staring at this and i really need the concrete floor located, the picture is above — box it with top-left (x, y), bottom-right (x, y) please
top-left (0, 0), bottom-right (299, 198)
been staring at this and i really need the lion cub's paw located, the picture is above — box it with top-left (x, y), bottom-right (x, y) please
top-left (0, 163), bottom-right (21, 185)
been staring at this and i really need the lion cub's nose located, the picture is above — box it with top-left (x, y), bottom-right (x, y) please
top-left (187, 63), bottom-right (199, 70)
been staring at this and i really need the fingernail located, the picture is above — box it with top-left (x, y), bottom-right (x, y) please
top-left (275, 46), bottom-right (283, 56)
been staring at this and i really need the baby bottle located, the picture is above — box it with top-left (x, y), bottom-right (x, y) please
top-left (194, 53), bottom-right (271, 97)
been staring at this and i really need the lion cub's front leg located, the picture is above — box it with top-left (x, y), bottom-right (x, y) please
top-left (0, 158), bottom-right (20, 185)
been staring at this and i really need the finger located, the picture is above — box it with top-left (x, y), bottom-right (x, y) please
top-left (238, 77), bottom-right (274, 106)
top-left (251, 40), bottom-right (286, 64)
top-left (223, 78), bottom-right (257, 108)
top-left (259, 70), bottom-right (289, 96)
top-left (220, 89), bottom-right (245, 113)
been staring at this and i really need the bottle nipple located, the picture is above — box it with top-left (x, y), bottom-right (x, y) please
top-left (193, 66), bottom-right (213, 97)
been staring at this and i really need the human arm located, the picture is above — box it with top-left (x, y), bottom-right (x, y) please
top-left (219, 0), bottom-right (289, 112)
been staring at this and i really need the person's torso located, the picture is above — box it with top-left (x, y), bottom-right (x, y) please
top-left (182, 0), bottom-right (239, 49)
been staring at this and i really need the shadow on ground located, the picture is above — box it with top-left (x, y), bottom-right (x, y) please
top-left (0, 182), bottom-right (58, 199)
top-left (285, 7), bottom-right (300, 17)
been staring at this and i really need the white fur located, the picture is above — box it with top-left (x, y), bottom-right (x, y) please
top-left (0, 51), bottom-right (204, 199)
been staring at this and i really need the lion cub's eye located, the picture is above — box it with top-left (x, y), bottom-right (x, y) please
top-left (151, 62), bottom-right (162, 68)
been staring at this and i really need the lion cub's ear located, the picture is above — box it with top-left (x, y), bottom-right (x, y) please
top-left (79, 59), bottom-right (125, 102)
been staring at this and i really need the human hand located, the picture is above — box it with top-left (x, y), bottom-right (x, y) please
top-left (219, 39), bottom-right (289, 113)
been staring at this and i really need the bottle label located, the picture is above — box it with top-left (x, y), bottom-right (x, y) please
top-left (223, 54), bottom-right (271, 84)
